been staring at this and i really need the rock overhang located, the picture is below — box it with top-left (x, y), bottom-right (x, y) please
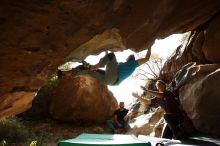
top-left (0, 0), bottom-right (220, 119)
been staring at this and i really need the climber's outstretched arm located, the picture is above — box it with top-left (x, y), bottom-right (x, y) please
top-left (140, 86), bottom-right (163, 98)
top-left (132, 92), bottom-right (151, 105)
top-left (137, 47), bottom-right (152, 65)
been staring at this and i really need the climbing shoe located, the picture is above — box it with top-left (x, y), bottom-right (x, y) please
top-left (82, 60), bottom-right (91, 69)
top-left (107, 53), bottom-right (116, 61)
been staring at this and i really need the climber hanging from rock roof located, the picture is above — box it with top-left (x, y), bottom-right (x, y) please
top-left (58, 47), bottom-right (151, 85)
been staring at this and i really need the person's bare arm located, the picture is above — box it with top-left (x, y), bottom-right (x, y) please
top-left (140, 86), bottom-right (163, 98)
top-left (137, 47), bottom-right (152, 65)
top-left (113, 113), bottom-right (122, 127)
top-left (132, 92), bottom-right (151, 105)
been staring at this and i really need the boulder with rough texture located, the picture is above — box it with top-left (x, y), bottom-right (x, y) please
top-left (1, 0), bottom-right (220, 119)
top-left (162, 13), bottom-right (220, 82)
top-left (179, 65), bottom-right (220, 136)
top-left (191, 31), bottom-right (206, 62)
top-left (128, 108), bottom-right (164, 137)
top-left (161, 35), bottom-right (196, 82)
top-left (49, 75), bottom-right (118, 123)
top-left (0, 92), bottom-right (35, 119)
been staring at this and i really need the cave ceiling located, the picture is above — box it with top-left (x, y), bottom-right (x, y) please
top-left (0, 0), bottom-right (220, 118)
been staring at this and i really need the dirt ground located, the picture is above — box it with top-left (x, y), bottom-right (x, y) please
top-left (11, 120), bottom-right (110, 146)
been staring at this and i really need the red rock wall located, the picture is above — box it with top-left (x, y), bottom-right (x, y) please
top-left (0, 0), bottom-right (220, 118)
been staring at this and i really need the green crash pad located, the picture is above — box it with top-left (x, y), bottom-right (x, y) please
top-left (58, 133), bottom-right (151, 146)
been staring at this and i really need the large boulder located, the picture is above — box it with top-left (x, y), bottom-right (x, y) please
top-left (179, 65), bottom-right (220, 136)
top-left (49, 75), bottom-right (118, 123)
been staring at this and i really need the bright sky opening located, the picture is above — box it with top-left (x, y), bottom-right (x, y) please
top-left (75, 33), bottom-right (186, 107)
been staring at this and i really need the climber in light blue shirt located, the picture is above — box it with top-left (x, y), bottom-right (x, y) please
top-left (89, 47), bottom-right (152, 85)
top-left (116, 58), bottom-right (140, 85)
top-left (61, 48), bottom-right (152, 85)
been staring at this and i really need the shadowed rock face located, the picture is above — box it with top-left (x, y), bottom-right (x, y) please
top-left (49, 75), bottom-right (118, 123)
top-left (161, 10), bottom-right (220, 135)
top-left (0, 0), bottom-right (220, 119)
top-left (179, 64), bottom-right (220, 136)
top-left (162, 11), bottom-right (220, 81)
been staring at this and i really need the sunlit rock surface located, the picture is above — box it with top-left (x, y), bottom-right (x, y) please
top-left (49, 75), bottom-right (118, 123)
top-left (0, 0), bottom-right (220, 119)
top-left (128, 108), bottom-right (164, 137)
